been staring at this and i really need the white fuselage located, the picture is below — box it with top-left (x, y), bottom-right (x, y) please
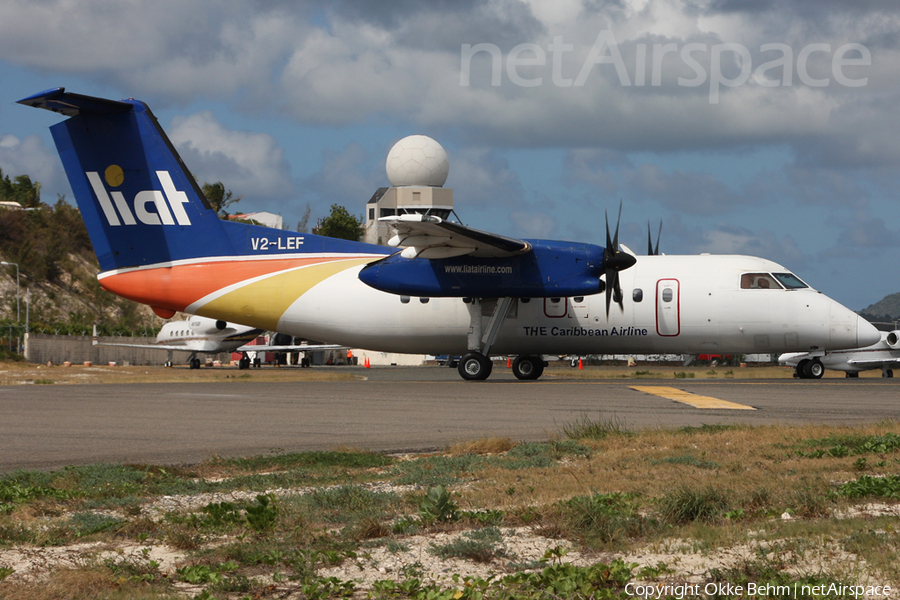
top-left (154, 316), bottom-right (261, 353)
top-left (272, 254), bottom-right (876, 357)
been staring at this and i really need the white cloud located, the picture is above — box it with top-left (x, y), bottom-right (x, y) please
top-left (686, 222), bottom-right (809, 268)
top-left (300, 142), bottom-right (384, 218)
top-left (510, 209), bottom-right (557, 237)
top-left (1, 0), bottom-right (897, 171)
top-left (0, 134), bottom-right (69, 201)
top-left (444, 148), bottom-right (524, 209)
top-left (168, 111), bottom-right (294, 201)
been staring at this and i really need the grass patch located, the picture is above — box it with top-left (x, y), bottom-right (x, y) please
top-left (3, 423), bottom-right (900, 598)
top-left (657, 483), bottom-right (731, 524)
top-left (448, 437), bottom-right (515, 455)
top-left (796, 432), bottom-right (900, 459)
top-left (554, 492), bottom-right (653, 549)
top-left (207, 449), bottom-right (393, 472)
top-left (650, 453), bottom-right (720, 469)
top-left (428, 526), bottom-right (508, 562)
top-left (560, 413), bottom-right (632, 440)
top-left (390, 453), bottom-right (485, 487)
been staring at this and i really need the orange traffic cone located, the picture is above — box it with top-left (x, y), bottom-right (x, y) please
top-left (364, 356), bottom-right (371, 368)
top-left (578, 357), bottom-right (583, 369)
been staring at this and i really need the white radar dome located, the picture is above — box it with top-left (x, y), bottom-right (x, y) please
top-left (385, 135), bottom-right (449, 187)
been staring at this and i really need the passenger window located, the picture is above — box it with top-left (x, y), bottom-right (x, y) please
top-left (400, 296), bottom-right (410, 304)
top-left (662, 288), bottom-right (673, 302)
top-left (419, 297), bottom-right (429, 303)
top-left (633, 288), bottom-right (643, 302)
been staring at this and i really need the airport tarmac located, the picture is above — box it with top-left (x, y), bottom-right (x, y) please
top-left (2, 365), bottom-right (898, 472)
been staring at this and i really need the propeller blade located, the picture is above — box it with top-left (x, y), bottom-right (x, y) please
top-left (605, 208), bottom-right (613, 252)
top-left (647, 220), bottom-right (662, 255)
top-left (612, 202), bottom-right (622, 250)
top-left (605, 272), bottom-right (613, 317)
top-left (602, 202), bottom-right (636, 318)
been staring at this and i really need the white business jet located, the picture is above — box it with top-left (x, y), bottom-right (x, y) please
top-left (93, 316), bottom-right (342, 369)
top-left (779, 331), bottom-right (900, 379)
top-left (22, 88), bottom-right (880, 381)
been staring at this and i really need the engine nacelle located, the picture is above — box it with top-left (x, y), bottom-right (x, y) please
top-left (189, 317), bottom-right (229, 334)
top-left (358, 240), bottom-right (605, 298)
top-left (886, 331), bottom-right (900, 349)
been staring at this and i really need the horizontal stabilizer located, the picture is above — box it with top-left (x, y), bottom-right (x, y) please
top-left (17, 87), bottom-right (134, 116)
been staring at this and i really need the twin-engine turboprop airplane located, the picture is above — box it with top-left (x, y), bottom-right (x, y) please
top-left (92, 315), bottom-right (342, 369)
top-left (779, 331), bottom-right (900, 379)
top-left (20, 88), bottom-right (880, 381)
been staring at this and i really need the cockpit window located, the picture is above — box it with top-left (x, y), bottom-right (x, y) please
top-left (740, 273), bottom-right (783, 290)
top-left (771, 272), bottom-right (809, 289)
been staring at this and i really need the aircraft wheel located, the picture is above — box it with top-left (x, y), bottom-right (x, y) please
top-left (238, 356), bottom-right (251, 370)
top-left (512, 355), bottom-right (544, 380)
top-left (190, 358), bottom-right (201, 369)
top-left (885, 369), bottom-right (894, 379)
top-left (803, 359), bottom-right (824, 379)
top-left (795, 360), bottom-right (809, 379)
top-left (458, 353), bottom-right (493, 381)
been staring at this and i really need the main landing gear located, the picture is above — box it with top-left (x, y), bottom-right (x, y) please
top-left (512, 355), bottom-right (545, 380)
top-left (459, 352), bottom-right (493, 381)
top-left (794, 358), bottom-right (824, 379)
top-left (457, 297), bottom-right (547, 381)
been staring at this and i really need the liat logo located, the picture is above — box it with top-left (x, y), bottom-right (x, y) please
top-left (87, 167), bottom-right (192, 226)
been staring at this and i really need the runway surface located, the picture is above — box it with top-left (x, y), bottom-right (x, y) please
top-left (2, 367), bottom-right (898, 471)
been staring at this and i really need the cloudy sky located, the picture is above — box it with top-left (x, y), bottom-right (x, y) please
top-left (1, 0), bottom-right (898, 311)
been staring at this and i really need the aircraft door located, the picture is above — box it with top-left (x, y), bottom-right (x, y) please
top-left (656, 279), bottom-right (680, 336)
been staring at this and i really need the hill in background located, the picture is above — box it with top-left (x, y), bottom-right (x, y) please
top-left (0, 197), bottom-right (157, 335)
top-left (860, 293), bottom-right (900, 329)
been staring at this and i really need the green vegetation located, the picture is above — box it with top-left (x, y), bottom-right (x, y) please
top-left (315, 203), bottom-right (364, 241)
top-left (560, 412), bottom-right (632, 440)
top-left (417, 485), bottom-right (459, 524)
top-left (1, 422), bottom-right (899, 599)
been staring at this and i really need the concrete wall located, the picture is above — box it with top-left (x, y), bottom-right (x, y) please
top-left (23, 333), bottom-right (230, 366)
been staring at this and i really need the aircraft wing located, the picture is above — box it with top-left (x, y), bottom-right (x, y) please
top-left (236, 343), bottom-right (346, 352)
top-left (93, 340), bottom-right (215, 352)
top-left (381, 214), bottom-right (531, 259)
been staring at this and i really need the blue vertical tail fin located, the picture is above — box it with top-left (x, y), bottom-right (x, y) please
top-left (18, 88), bottom-right (229, 271)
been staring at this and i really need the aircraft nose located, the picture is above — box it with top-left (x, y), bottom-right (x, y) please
top-left (857, 315), bottom-right (880, 348)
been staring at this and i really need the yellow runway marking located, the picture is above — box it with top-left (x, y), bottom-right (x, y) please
top-left (630, 386), bottom-right (756, 410)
